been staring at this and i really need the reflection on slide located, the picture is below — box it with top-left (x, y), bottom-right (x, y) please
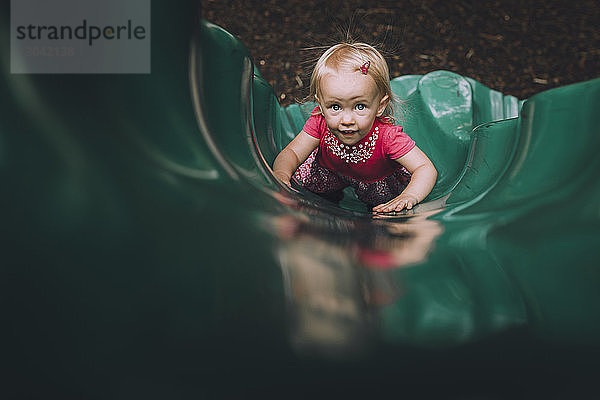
top-left (270, 209), bottom-right (443, 355)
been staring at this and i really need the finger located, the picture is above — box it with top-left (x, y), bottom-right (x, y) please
top-left (374, 207), bottom-right (389, 214)
top-left (383, 206), bottom-right (396, 213)
top-left (393, 201), bottom-right (407, 211)
top-left (373, 203), bottom-right (390, 212)
top-left (387, 199), bottom-right (401, 210)
top-left (381, 202), bottom-right (401, 213)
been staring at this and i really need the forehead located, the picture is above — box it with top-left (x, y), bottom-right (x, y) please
top-left (319, 69), bottom-right (379, 101)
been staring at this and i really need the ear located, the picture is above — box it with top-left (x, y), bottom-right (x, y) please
top-left (377, 94), bottom-right (390, 117)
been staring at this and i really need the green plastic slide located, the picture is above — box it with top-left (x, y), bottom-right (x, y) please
top-left (2, 5), bottom-right (599, 397)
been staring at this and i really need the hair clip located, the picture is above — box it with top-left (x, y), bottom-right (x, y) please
top-left (360, 61), bottom-right (371, 75)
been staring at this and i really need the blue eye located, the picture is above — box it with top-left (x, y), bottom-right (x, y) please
top-left (356, 104), bottom-right (366, 111)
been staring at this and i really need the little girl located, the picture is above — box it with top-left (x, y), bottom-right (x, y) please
top-left (273, 42), bottom-right (437, 213)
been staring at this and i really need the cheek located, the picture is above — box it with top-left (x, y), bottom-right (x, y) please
top-left (321, 115), bottom-right (335, 129)
top-left (323, 112), bottom-right (339, 124)
top-left (357, 111), bottom-right (375, 122)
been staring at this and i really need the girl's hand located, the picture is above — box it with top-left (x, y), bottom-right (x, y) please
top-left (373, 146), bottom-right (437, 214)
top-left (273, 171), bottom-right (292, 187)
top-left (373, 193), bottom-right (419, 213)
top-left (272, 130), bottom-right (320, 189)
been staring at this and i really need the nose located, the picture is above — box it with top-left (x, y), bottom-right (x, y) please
top-left (340, 110), bottom-right (354, 126)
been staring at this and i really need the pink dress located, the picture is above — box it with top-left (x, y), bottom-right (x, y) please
top-left (294, 109), bottom-right (415, 207)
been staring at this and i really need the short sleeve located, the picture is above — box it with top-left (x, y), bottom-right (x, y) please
top-left (383, 124), bottom-right (416, 159)
top-left (302, 107), bottom-right (327, 139)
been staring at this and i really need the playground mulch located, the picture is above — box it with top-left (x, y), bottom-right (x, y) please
top-left (203, 0), bottom-right (599, 106)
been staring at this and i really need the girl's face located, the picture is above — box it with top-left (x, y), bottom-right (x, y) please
top-left (317, 69), bottom-right (389, 146)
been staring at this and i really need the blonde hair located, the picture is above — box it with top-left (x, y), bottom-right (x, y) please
top-left (309, 42), bottom-right (396, 123)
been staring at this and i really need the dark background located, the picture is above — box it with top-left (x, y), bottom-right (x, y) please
top-left (203, 0), bottom-right (599, 106)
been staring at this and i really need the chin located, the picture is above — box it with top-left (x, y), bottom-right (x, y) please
top-left (335, 131), bottom-right (363, 143)
top-left (337, 136), bottom-right (359, 145)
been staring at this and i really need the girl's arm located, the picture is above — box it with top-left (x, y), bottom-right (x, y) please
top-left (273, 131), bottom-right (320, 186)
top-left (372, 146), bottom-right (437, 213)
